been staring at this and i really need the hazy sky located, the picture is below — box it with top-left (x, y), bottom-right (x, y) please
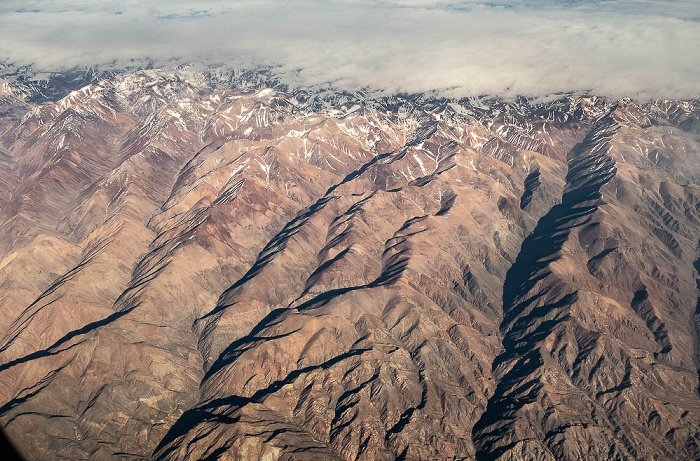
top-left (1, 0), bottom-right (699, 98)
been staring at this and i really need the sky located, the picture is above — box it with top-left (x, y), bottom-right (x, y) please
top-left (0, 0), bottom-right (699, 99)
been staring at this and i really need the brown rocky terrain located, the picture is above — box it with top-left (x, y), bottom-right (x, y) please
top-left (0, 68), bottom-right (698, 460)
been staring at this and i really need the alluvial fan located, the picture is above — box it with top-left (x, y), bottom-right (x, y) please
top-left (0, 67), bottom-right (699, 460)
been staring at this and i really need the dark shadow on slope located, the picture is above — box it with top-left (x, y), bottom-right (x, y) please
top-left (300, 246), bottom-right (353, 297)
top-left (202, 239), bottom-right (412, 383)
top-left (324, 122), bottom-right (438, 197)
top-left (199, 120), bottom-right (439, 326)
top-left (0, 235), bottom-right (114, 354)
top-left (631, 286), bottom-right (672, 354)
top-left (0, 305), bottom-right (139, 374)
top-left (519, 167), bottom-right (540, 210)
top-left (0, 364), bottom-right (68, 417)
top-left (473, 114), bottom-right (620, 461)
top-left (198, 195), bottom-right (337, 321)
top-left (385, 375), bottom-right (428, 440)
top-left (330, 369), bottom-right (381, 439)
top-left (436, 190), bottom-right (457, 216)
top-left (153, 348), bottom-right (370, 460)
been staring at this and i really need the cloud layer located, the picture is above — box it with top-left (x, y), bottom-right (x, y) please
top-left (1, 0), bottom-right (699, 98)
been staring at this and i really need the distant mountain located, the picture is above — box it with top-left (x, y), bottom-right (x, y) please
top-left (0, 66), bottom-right (699, 460)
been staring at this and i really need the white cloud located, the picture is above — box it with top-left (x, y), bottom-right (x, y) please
top-left (0, 0), bottom-right (698, 98)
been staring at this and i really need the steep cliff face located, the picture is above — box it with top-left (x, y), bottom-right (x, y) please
top-left (0, 69), bottom-right (698, 460)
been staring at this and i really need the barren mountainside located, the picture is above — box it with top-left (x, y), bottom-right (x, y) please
top-left (0, 68), bottom-right (699, 460)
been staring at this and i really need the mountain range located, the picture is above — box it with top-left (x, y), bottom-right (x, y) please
top-left (0, 66), bottom-right (699, 460)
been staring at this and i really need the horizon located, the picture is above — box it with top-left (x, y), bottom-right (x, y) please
top-left (1, 0), bottom-right (699, 99)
